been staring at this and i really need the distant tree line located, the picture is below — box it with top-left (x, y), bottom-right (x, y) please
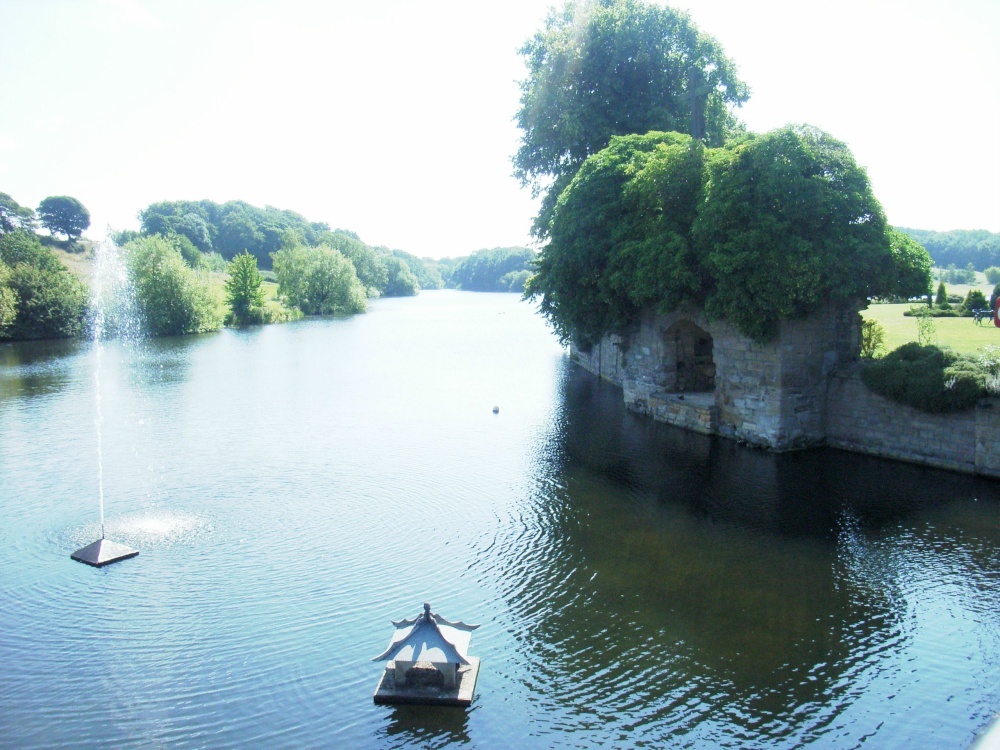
top-left (445, 247), bottom-right (536, 292)
top-left (897, 228), bottom-right (1000, 271)
top-left (126, 199), bottom-right (436, 303)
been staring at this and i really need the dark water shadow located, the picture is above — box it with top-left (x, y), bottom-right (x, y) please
top-left (376, 703), bottom-right (472, 748)
top-left (0, 338), bottom-right (87, 401)
top-left (487, 361), bottom-right (1000, 744)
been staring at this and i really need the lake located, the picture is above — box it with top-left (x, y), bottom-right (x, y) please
top-left (1, 290), bottom-right (998, 748)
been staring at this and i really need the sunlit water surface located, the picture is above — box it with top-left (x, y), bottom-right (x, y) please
top-left (1, 291), bottom-right (998, 749)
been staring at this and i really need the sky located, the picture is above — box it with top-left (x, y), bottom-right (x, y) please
top-left (1, 0), bottom-right (998, 258)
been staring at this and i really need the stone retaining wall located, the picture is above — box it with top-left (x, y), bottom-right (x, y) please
top-left (826, 367), bottom-right (1000, 478)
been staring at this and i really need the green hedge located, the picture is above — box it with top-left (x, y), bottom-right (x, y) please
top-left (861, 342), bottom-right (988, 412)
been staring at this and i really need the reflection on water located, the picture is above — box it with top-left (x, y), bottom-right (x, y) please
top-left (0, 291), bottom-right (998, 749)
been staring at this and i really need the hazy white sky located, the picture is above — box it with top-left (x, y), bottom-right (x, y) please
top-left (1, 0), bottom-right (998, 258)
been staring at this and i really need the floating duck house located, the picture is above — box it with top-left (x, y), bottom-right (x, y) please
top-left (372, 602), bottom-right (480, 706)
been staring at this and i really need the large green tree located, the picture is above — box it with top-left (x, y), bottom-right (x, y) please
top-left (527, 126), bottom-right (933, 344)
top-left (125, 235), bottom-right (224, 336)
top-left (515, 0), bottom-right (749, 237)
top-left (225, 251), bottom-right (266, 325)
top-left (37, 196), bottom-right (90, 240)
top-left (272, 245), bottom-right (366, 315)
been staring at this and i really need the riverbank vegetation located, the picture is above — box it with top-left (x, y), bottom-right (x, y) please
top-left (1, 185), bottom-right (540, 342)
top-left (0, 229), bottom-right (88, 340)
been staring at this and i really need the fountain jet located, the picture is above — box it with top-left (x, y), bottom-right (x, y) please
top-left (71, 232), bottom-right (139, 568)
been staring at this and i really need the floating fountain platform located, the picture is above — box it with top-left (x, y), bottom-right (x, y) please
top-left (71, 538), bottom-right (138, 567)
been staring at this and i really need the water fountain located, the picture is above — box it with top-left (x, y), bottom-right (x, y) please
top-left (71, 234), bottom-right (139, 568)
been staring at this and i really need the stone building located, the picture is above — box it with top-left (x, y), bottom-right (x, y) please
top-left (572, 303), bottom-right (861, 451)
top-left (571, 303), bottom-right (1000, 478)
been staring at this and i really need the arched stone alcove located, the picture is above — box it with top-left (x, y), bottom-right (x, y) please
top-left (666, 320), bottom-right (715, 392)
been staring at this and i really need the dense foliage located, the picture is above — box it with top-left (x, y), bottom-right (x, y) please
top-left (272, 245), bottom-right (367, 315)
top-left (124, 235), bottom-right (224, 336)
top-left (37, 196), bottom-right (90, 241)
top-left (898, 228), bottom-right (1000, 271)
top-left (225, 252), bottom-right (266, 325)
top-left (527, 127), bottom-right (933, 344)
top-left (450, 247), bottom-right (537, 292)
top-left (0, 230), bottom-right (88, 340)
top-left (861, 343), bottom-right (989, 413)
top-left (515, 0), bottom-right (748, 238)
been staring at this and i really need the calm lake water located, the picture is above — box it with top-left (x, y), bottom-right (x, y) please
top-left (1, 290), bottom-right (998, 749)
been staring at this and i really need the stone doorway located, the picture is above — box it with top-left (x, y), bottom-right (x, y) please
top-left (667, 320), bottom-right (715, 392)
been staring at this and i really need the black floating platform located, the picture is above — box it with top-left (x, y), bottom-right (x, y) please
top-left (374, 657), bottom-right (480, 707)
top-left (71, 539), bottom-right (139, 567)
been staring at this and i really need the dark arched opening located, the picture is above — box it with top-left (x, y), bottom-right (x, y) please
top-left (667, 320), bottom-right (715, 392)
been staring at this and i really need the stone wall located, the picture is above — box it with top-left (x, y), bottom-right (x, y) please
top-left (570, 306), bottom-right (1000, 479)
top-left (572, 305), bottom-right (860, 451)
top-left (826, 367), bottom-right (1000, 478)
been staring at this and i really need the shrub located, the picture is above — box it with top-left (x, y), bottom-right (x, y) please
top-left (935, 281), bottom-right (948, 307)
top-left (985, 267), bottom-right (1000, 285)
top-left (962, 289), bottom-right (988, 313)
top-left (861, 342), bottom-right (987, 412)
top-left (980, 346), bottom-right (1000, 396)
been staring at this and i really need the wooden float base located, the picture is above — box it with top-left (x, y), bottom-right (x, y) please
top-left (71, 539), bottom-right (139, 567)
top-left (373, 657), bottom-right (480, 707)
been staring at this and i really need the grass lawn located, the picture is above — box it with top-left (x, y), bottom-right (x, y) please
top-left (862, 303), bottom-right (1000, 354)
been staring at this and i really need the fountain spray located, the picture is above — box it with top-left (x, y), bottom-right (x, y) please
top-left (71, 233), bottom-right (138, 567)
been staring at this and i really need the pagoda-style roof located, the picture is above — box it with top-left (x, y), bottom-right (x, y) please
top-left (373, 602), bottom-right (479, 666)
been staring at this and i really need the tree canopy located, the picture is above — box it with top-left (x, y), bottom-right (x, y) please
top-left (526, 126), bottom-right (933, 344)
top-left (271, 245), bottom-right (367, 315)
top-left (37, 195), bottom-right (90, 240)
top-left (225, 252), bottom-right (266, 325)
top-left (514, 0), bottom-right (749, 237)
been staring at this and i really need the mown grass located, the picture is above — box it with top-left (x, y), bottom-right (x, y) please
top-left (862, 303), bottom-right (999, 354)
